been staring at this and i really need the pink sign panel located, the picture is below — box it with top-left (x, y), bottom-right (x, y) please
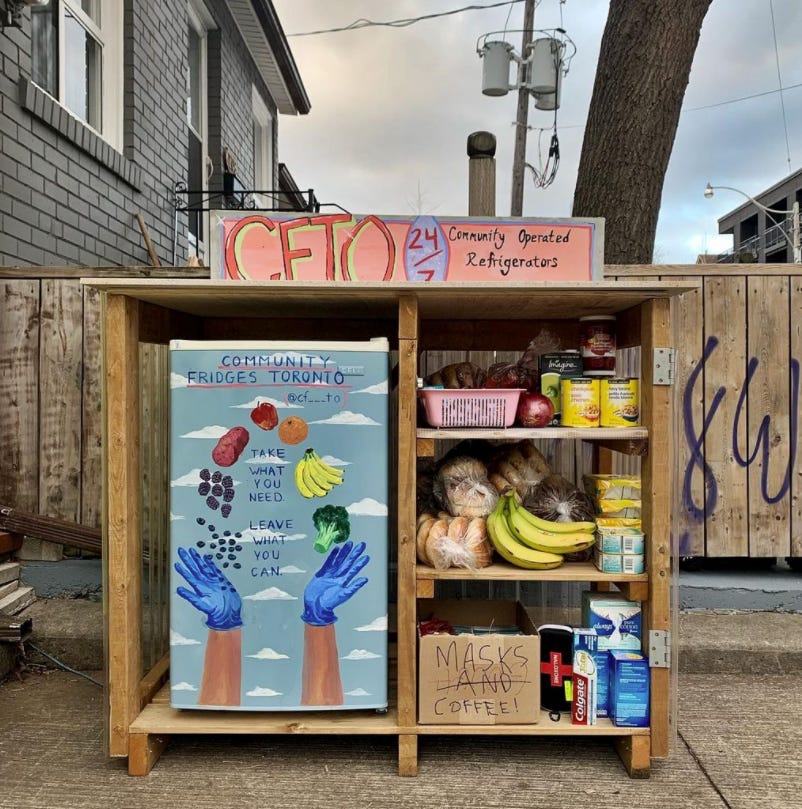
top-left (209, 213), bottom-right (604, 283)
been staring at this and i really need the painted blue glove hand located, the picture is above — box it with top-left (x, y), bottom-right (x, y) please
top-left (175, 546), bottom-right (243, 631)
top-left (302, 540), bottom-right (370, 627)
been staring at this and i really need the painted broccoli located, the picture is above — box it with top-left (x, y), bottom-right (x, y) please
top-left (312, 505), bottom-right (351, 553)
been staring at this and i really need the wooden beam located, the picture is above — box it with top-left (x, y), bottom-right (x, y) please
top-left (139, 653), bottom-right (170, 706)
top-left (614, 735), bottom-right (651, 778)
top-left (128, 732), bottom-right (169, 776)
top-left (0, 267), bottom-right (210, 279)
top-left (104, 293), bottom-right (143, 758)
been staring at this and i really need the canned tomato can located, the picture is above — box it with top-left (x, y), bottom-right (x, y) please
top-left (560, 377), bottom-right (600, 427)
top-left (579, 315), bottom-right (616, 376)
top-left (601, 378), bottom-right (640, 427)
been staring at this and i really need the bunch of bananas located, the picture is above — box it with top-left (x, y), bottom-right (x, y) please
top-left (486, 491), bottom-right (596, 570)
top-left (294, 449), bottom-right (344, 499)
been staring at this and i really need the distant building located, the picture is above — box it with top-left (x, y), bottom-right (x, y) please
top-left (715, 168), bottom-right (802, 263)
top-left (0, 0), bottom-right (310, 268)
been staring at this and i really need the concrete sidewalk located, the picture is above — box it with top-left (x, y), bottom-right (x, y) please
top-left (0, 668), bottom-right (800, 809)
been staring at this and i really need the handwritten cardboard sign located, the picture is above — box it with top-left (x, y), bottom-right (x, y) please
top-left (418, 600), bottom-right (540, 725)
top-left (209, 212), bottom-right (603, 283)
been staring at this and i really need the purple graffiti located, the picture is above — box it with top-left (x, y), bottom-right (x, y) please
top-left (681, 337), bottom-right (800, 549)
top-left (731, 356), bottom-right (799, 504)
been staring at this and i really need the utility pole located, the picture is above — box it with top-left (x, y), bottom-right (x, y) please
top-left (510, 0), bottom-right (535, 217)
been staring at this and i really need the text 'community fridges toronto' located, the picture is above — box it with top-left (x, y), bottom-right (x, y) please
top-left (169, 340), bottom-right (389, 711)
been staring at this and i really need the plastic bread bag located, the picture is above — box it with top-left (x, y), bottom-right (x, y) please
top-left (524, 473), bottom-right (596, 523)
top-left (582, 474), bottom-right (641, 501)
top-left (433, 455), bottom-right (499, 517)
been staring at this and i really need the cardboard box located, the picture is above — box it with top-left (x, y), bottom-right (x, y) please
top-left (581, 592), bottom-right (642, 651)
top-left (418, 600), bottom-right (540, 725)
top-left (610, 651), bottom-right (650, 727)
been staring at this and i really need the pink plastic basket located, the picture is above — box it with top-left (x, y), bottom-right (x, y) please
top-left (419, 388), bottom-right (525, 428)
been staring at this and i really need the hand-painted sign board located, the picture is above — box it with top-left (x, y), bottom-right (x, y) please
top-left (209, 212), bottom-right (604, 283)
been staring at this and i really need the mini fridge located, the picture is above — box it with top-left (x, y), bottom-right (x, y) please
top-left (169, 339), bottom-right (389, 711)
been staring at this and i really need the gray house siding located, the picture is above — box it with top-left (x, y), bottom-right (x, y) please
top-left (0, 0), bottom-right (279, 268)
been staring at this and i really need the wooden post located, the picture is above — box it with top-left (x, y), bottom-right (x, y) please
top-left (467, 131), bottom-right (496, 217)
top-left (104, 294), bottom-right (143, 758)
top-left (640, 297), bottom-right (672, 760)
top-left (396, 295), bottom-right (419, 776)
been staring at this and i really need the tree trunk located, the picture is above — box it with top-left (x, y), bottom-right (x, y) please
top-left (572, 0), bottom-right (712, 263)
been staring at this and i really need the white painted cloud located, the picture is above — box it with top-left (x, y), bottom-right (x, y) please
top-left (244, 587), bottom-right (298, 601)
top-left (246, 686), bottom-right (283, 697)
top-left (319, 454), bottom-right (351, 467)
top-left (279, 564), bottom-right (307, 574)
top-left (341, 649), bottom-right (382, 661)
top-left (170, 372), bottom-right (188, 388)
top-left (171, 681), bottom-right (197, 691)
top-left (310, 410), bottom-right (380, 426)
top-left (345, 688), bottom-right (372, 697)
top-left (237, 528), bottom-right (306, 544)
top-left (355, 615), bottom-right (387, 632)
top-left (247, 647), bottom-right (290, 660)
top-left (179, 425), bottom-right (229, 439)
top-left (231, 395), bottom-right (301, 410)
top-left (170, 513), bottom-right (185, 522)
top-left (346, 498), bottom-right (388, 517)
top-left (170, 468), bottom-right (204, 487)
top-left (352, 380), bottom-right (388, 395)
top-left (170, 630), bottom-right (201, 646)
top-left (245, 456), bottom-right (289, 465)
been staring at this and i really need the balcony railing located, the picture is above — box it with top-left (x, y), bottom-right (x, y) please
top-left (715, 216), bottom-right (793, 262)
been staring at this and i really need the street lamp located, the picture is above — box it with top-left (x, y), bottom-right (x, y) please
top-left (704, 182), bottom-right (801, 263)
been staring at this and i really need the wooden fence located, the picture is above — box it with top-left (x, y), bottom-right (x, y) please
top-left (2, 265), bottom-right (800, 567)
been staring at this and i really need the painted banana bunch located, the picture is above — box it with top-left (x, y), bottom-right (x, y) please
top-left (294, 448), bottom-right (345, 499)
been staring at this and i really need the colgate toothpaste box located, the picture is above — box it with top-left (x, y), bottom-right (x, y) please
top-left (571, 629), bottom-right (598, 726)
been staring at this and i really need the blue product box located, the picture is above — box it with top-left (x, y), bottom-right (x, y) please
top-left (609, 651), bottom-right (650, 727)
top-left (573, 629), bottom-right (610, 718)
top-left (581, 592), bottom-right (642, 651)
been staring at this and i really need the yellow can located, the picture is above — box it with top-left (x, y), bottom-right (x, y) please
top-left (600, 378), bottom-right (640, 427)
top-left (560, 377), bottom-right (600, 427)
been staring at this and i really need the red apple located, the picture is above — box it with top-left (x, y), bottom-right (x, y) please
top-left (516, 391), bottom-right (554, 428)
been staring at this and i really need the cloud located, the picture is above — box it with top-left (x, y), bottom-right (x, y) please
top-left (355, 615), bottom-right (387, 632)
top-left (179, 425), bottom-right (229, 439)
top-left (279, 565), bottom-right (307, 574)
top-left (170, 513), bottom-right (185, 522)
top-left (231, 396), bottom-right (301, 410)
top-left (245, 456), bottom-right (289, 466)
top-left (170, 373), bottom-right (188, 388)
top-left (352, 380), bottom-right (388, 395)
top-left (170, 630), bottom-right (201, 646)
top-left (171, 682), bottom-right (197, 691)
top-left (319, 454), bottom-right (350, 467)
top-left (246, 686), bottom-right (283, 697)
top-left (309, 410), bottom-right (380, 426)
top-left (236, 528), bottom-right (306, 544)
top-left (247, 647), bottom-right (290, 660)
top-left (244, 587), bottom-right (298, 601)
top-left (170, 468), bottom-right (204, 487)
top-left (341, 649), bottom-right (382, 661)
top-left (346, 498), bottom-right (388, 516)
top-left (345, 688), bottom-right (372, 697)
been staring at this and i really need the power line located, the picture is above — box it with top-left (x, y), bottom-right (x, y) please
top-left (287, 1), bottom-right (524, 37)
top-left (768, 0), bottom-right (793, 173)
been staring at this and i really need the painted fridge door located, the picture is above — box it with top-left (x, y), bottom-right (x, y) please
top-left (169, 340), bottom-right (389, 711)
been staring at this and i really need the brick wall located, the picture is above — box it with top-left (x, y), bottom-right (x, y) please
top-left (0, 0), bottom-right (280, 268)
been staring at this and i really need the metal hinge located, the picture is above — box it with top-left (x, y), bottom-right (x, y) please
top-left (652, 348), bottom-right (675, 386)
top-left (649, 629), bottom-right (671, 668)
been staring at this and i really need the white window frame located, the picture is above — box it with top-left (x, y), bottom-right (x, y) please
top-left (186, 0), bottom-right (214, 258)
top-left (251, 85), bottom-right (274, 208)
top-left (32, 0), bottom-right (123, 151)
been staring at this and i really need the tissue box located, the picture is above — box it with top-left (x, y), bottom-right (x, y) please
top-left (581, 592), bottom-right (642, 651)
top-left (609, 651), bottom-right (650, 727)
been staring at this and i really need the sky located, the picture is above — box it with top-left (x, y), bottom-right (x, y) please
top-left (272, 0), bottom-right (802, 263)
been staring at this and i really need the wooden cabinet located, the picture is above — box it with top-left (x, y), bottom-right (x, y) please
top-left (91, 279), bottom-right (686, 778)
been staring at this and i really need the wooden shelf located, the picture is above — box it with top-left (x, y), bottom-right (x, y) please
top-left (416, 561), bottom-right (647, 584)
top-left (416, 715), bottom-right (649, 736)
top-left (416, 426), bottom-right (648, 441)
